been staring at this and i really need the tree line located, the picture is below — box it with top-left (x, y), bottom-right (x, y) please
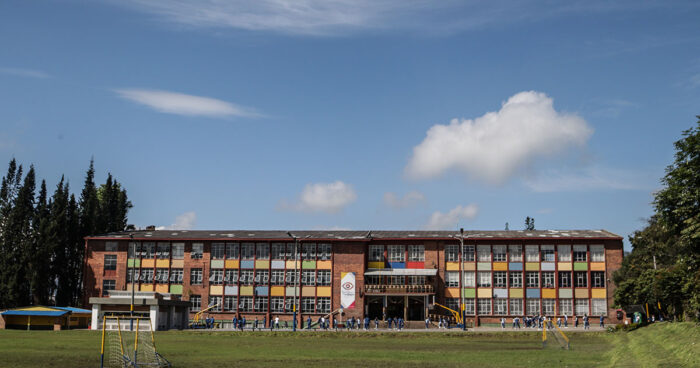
top-left (614, 117), bottom-right (700, 321)
top-left (0, 159), bottom-right (131, 308)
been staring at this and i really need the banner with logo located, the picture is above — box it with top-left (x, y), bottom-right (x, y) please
top-left (340, 272), bottom-right (356, 309)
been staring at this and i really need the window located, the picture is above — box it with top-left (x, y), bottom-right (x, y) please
top-left (445, 298), bottom-right (459, 311)
top-left (559, 272), bottom-right (571, 288)
top-left (540, 245), bottom-right (554, 262)
top-left (270, 270), bottom-right (285, 285)
top-left (573, 245), bottom-right (587, 262)
top-left (575, 299), bottom-right (589, 315)
top-left (527, 299), bottom-right (540, 315)
top-left (477, 272), bottom-right (491, 287)
top-left (157, 243), bottom-right (170, 259)
top-left (494, 271), bottom-right (507, 288)
top-left (239, 296), bottom-right (253, 312)
top-left (255, 297), bottom-right (268, 312)
top-left (104, 255), bottom-right (117, 270)
top-left (285, 243), bottom-right (297, 259)
top-left (318, 244), bottom-right (332, 260)
top-left (369, 245), bottom-right (384, 262)
top-left (477, 245), bottom-right (491, 262)
top-left (255, 270), bottom-right (269, 285)
top-left (592, 299), bottom-right (607, 316)
top-left (301, 297), bottom-right (315, 313)
top-left (190, 268), bottom-right (202, 285)
top-left (388, 245), bottom-right (405, 262)
top-left (408, 275), bottom-right (425, 285)
top-left (285, 270), bottom-right (298, 285)
top-left (302, 270), bottom-right (316, 286)
top-left (445, 245), bottom-right (459, 262)
top-left (226, 243), bottom-right (239, 259)
top-left (211, 243), bottom-right (225, 259)
top-left (191, 243), bottom-right (203, 259)
top-left (525, 245), bottom-right (539, 262)
top-left (464, 299), bottom-right (475, 315)
top-left (478, 299), bottom-right (491, 315)
top-left (542, 272), bottom-right (555, 288)
top-left (366, 275), bottom-right (381, 285)
top-left (317, 270), bottom-right (331, 286)
top-left (170, 269), bottom-right (183, 284)
top-left (143, 242), bottom-right (155, 259)
top-left (557, 245), bottom-right (571, 262)
top-left (155, 268), bottom-right (169, 284)
top-left (590, 245), bottom-right (605, 262)
top-left (494, 299), bottom-right (507, 315)
top-left (542, 300), bottom-right (556, 315)
top-left (463, 245), bottom-right (475, 262)
top-left (446, 272), bottom-right (459, 287)
top-left (105, 242), bottom-right (118, 252)
top-left (509, 272), bottom-right (522, 288)
top-left (284, 298), bottom-right (295, 313)
top-left (241, 243), bottom-right (255, 260)
top-left (128, 242), bottom-right (139, 258)
top-left (509, 245), bottom-right (522, 262)
top-left (256, 243), bottom-right (269, 260)
top-left (408, 245), bottom-right (425, 262)
top-left (271, 243), bottom-right (285, 260)
top-left (102, 279), bottom-right (115, 295)
top-left (592, 271), bottom-right (605, 288)
top-left (224, 296), bottom-right (237, 311)
top-left (317, 298), bottom-right (331, 313)
top-left (172, 243), bottom-right (184, 259)
top-left (389, 275), bottom-right (405, 285)
top-left (127, 268), bottom-right (138, 283)
top-left (140, 269), bottom-right (154, 283)
top-left (209, 269), bottom-right (223, 285)
top-left (190, 295), bottom-right (201, 312)
top-left (559, 299), bottom-right (573, 316)
top-left (574, 272), bottom-right (588, 288)
top-left (302, 243), bottom-right (316, 260)
top-left (240, 270), bottom-right (254, 285)
top-left (225, 269), bottom-right (238, 284)
top-left (463, 272), bottom-right (475, 287)
top-left (510, 299), bottom-right (523, 315)
top-left (493, 245), bottom-right (507, 262)
top-left (209, 296), bottom-right (222, 311)
top-left (270, 297), bottom-right (284, 313)
top-left (526, 272), bottom-right (539, 288)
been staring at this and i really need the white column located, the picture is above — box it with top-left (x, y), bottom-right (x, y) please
top-left (91, 304), bottom-right (101, 330)
top-left (150, 305), bottom-right (158, 331)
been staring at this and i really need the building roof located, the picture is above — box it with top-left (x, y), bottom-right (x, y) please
top-left (53, 306), bottom-right (92, 314)
top-left (0, 306), bottom-right (80, 317)
top-left (85, 229), bottom-right (622, 241)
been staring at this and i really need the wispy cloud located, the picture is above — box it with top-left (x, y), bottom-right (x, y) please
top-left (523, 166), bottom-right (653, 192)
top-left (383, 190), bottom-right (425, 210)
top-left (157, 211), bottom-right (197, 230)
top-left (406, 91), bottom-right (593, 184)
top-left (0, 67), bottom-right (50, 79)
top-left (425, 204), bottom-right (478, 230)
top-left (278, 181), bottom-right (357, 214)
top-left (114, 88), bottom-right (261, 118)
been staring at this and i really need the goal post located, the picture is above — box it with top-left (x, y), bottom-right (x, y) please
top-left (100, 316), bottom-right (171, 368)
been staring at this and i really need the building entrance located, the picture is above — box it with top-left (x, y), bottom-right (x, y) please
top-left (407, 296), bottom-right (425, 321)
top-left (386, 296), bottom-right (404, 320)
top-left (366, 296), bottom-right (383, 320)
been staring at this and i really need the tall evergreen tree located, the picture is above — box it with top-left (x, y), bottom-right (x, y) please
top-left (27, 180), bottom-right (52, 304)
top-left (98, 173), bottom-right (132, 233)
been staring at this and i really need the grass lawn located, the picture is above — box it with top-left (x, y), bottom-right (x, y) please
top-left (0, 323), bottom-right (696, 367)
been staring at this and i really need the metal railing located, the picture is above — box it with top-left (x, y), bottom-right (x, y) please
top-left (364, 284), bottom-right (434, 294)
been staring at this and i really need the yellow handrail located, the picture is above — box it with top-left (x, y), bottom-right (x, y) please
top-left (433, 303), bottom-right (462, 324)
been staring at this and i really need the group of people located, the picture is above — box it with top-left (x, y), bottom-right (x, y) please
top-left (425, 316), bottom-right (452, 329)
top-left (504, 314), bottom-right (604, 330)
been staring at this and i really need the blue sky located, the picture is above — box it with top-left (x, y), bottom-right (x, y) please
top-left (1, 1), bottom-right (699, 248)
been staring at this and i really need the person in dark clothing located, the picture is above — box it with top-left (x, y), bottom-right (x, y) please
top-left (307, 316), bottom-right (312, 330)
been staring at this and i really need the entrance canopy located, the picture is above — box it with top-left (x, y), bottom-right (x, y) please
top-left (364, 269), bottom-right (438, 276)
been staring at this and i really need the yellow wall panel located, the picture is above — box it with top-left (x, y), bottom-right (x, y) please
top-left (240, 286), bottom-right (254, 296)
top-left (225, 260), bottom-right (239, 269)
top-left (463, 263), bottom-right (476, 271)
top-left (209, 285), bottom-right (223, 295)
top-left (317, 260), bottom-right (332, 269)
top-left (367, 261), bottom-right (384, 269)
top-left (509, 288), bottom-right (523, 298)
top-left (591, 289), bottom-right (607, 298)
top-left (317, 286), bottom-right (331, 297)
top-left (542, 289), bottom-right (556, 299)
top-left (156, 259), bottom-right (170, 268)
top-left (493, 262), bottom-right (507, 271)
top-left (558, 262), bottom-right (572, 271)
top-left (525, 262), bottom-right (539, 271)
top-left (140, 284), bottom-right (153, 292)
top-left (286, 260), bottom-right (299, 269)
top-left (255, 260), bottom-right (270, 269)
top-left (477, 288), bottom-right (492, 298)
top-left (590, 262), bottom-right (605, 271)
top-left (141, 259), bottom-right (154, 268)
top-left (575, 288), bottom-right (589, 299)
top-left (155, 284), bottom-right (169, 293)
top-left (446, 262), bottom-right (459, 271)
top-left (270, 286), bottom-right (285, 296)
top-left (302, 286), bottom-right (315, 297)
top-left (171, 259), bottom-right (184, 268)
top-left (446, 288), bottom-right (460, 298)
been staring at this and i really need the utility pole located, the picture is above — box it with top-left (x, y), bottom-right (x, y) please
top-left (459, 228), bottom-right (466, 331)
top-left (287, 232), bottom-right (299, 331)
top-left (129, 234), bottom-right (135, 331)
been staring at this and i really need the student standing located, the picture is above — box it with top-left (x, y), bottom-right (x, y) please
top-left (232, 316), bottom-right (238, 330)
top-left (564, 314), bottom-right (568, 328)
top-left (254, 317), bottom-right (259, 331)
top-left (599, 315), bottom-right (604, 328)
top-left (574, 316), bottom-right (579, 328)
top-left (425, 317), bottom-right (430, 329)
top-left (500, 317), bottom-right (506, 329)
top-left (307, 316), bottom-right (312, 330)
top-left (374, 317), bottom-right (379, 330)
top-left (274, 316), bottom-right (280, 329)
top-left (241, 316), bottom-right (246, 331)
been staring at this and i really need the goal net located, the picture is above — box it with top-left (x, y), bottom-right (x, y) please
top-left (100, 316), bottom-right (171, 368)
top-left (542, 319), bottom-right (570, 350)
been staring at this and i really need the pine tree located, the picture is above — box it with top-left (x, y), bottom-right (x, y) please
top-left (27, 180), bottom-right (52, 304)
top-left (0, 159), bottom-right (22, 308)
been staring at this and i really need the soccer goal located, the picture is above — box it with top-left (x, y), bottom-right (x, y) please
top-left (100, 316), bottom-right (172, 368)
top-left (542, 319), bottom-right (570, 350)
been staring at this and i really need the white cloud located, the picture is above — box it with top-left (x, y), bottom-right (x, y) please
top-left (425, 204), bottom-right (478, 230)
top-left (0, 67), bottom-right (50, 79)
top-left (383, 190), bottom-right (425, 209)
top-left (406, 91), bottom-right (593, 184)
top-left (278, 181), bottom-right (357, 214)
top-left (114, 88), bottom-right (260, 118)
top-left (523, 166), bottom-right (652, 192)
top-left (157, 211), bottom-right (197, 230)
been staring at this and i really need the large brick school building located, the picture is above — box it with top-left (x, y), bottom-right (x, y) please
top-left (83, 229), bottom-right (623, 326)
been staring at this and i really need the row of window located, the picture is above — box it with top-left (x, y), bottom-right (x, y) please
top-left (444, 298), bottom-right (607, 316)
top-left (368, 245), bottom-right (425, 262)
top-left (445, 271), bottom-right (606, 288)
top-left (123, 242), bottom-right (333, 261)
top-left (189, 296), bottom-right (331, 314)
top-left (445, 245), bottom-right (605, 263)
top-left (126, 268), bottom-right (332, 286)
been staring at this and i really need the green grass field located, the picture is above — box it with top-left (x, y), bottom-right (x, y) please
top-left (0, 323), bottom-right (697, 367)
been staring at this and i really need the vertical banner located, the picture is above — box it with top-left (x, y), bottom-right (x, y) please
top-left (340, 272), bottom-right (356, 309)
